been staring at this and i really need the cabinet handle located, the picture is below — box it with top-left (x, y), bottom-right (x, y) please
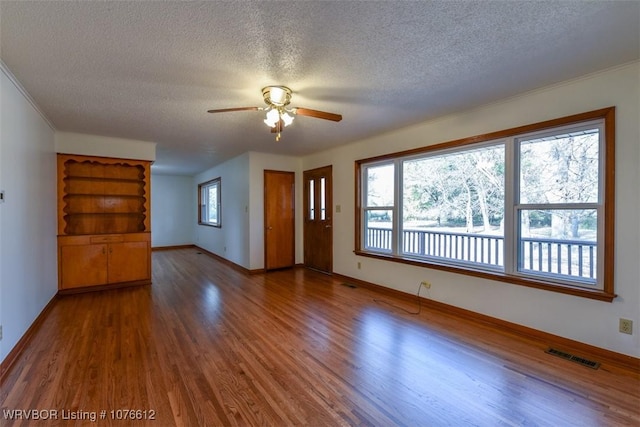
top-left (102, 247), bottom-right (106, 255)
top-left (109, 247), bottom-right (113, 254)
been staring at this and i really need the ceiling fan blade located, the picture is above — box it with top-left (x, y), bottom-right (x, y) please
top-left (207, 107), bottom-right (260, 114)
top-left (293, 107), bottom-right (342, 122)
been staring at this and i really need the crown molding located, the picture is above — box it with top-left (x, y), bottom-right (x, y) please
top-left (1, 60), bottom-right (55, 131)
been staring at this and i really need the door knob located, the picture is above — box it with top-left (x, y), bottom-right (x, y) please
top-left (325, 224), bottom-right (332, 228)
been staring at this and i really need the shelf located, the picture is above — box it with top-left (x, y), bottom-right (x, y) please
top-left (64, 213), bottom-right (146, 217)
top-left (62, 194), bottom-right (146, 215)
top-left (63, 212), bottom-right (146, 235)
top-left (63, 193), bottom-right (145, 199)
top-left (63, 180), bottom-right (145, 197)
top-left (63, 176), bottom-right (145, 184)
top-left (58, 154), bottom-right (151, 236)
top-left (63, 160), bottom-right (145, 182)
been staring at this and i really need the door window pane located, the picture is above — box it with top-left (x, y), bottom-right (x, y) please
top-left (309, 179), bottom-right (315, 220)
top-left (320, 177), bottom-right (326, 220)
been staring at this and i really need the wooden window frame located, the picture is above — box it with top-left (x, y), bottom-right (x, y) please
top-left (355, 107), bottom-right (616, 302)
top-left (198, 177), bottom-right (222, 228)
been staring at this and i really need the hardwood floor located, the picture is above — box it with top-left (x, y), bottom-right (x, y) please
top-left (1, 247), bottom-right (638, 426)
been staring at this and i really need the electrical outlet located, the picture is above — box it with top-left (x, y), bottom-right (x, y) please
top-left (0, 325), bottom-right (3, 340)
top-left (619, 318), bottom-right (633, 335)
top-left (420, 281), bottom-right (432, 289)
top-left (357, 262), bottom-right (361, 269)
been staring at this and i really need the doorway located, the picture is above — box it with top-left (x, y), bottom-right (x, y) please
top-left (303, 165), bottom-right (333, 273)
top-left (264, 170), bottom-right (295, 270)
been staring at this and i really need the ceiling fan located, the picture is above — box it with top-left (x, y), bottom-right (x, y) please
top-left (207, 86), bottom-right (342, 141)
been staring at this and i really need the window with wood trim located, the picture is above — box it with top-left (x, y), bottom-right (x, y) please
top-left (356, 107), bottom-right (615, 301)
top-left (198, 177), bottom-right (221, 227)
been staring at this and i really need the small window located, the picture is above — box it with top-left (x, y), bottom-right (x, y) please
top-left (363, 162), bottom-right (396, 253)
top-left (198, 177), bottom-right (221, 227)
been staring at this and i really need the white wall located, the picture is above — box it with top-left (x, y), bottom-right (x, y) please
top-left (0, 65), bottom-right (58, 362)
top-left (55, 132), bottom-right (156, 161)
top-left (192, 151), bottom-right (302, 271)
top-left (248, 152), bottom-right (302, 269)
top-left (151, 174), bottom-right (194, 248)
top-left (194, 153), bottom-right (251, 269)
top-left (303, 62), bottom-right (640, 358)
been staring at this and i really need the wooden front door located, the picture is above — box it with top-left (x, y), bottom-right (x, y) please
top-left (264, 170), bottom-right (295, 270)
top-left (303, 165), bottom-right (333, 273)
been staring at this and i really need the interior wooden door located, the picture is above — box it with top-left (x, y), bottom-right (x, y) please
top-left (303, 165), bottom-right (333, 273)
top-left (264, 170), bottom-right (295, 270)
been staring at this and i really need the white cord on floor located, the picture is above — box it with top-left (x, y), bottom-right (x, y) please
top-left (373, 281), bottom-right (429, 315)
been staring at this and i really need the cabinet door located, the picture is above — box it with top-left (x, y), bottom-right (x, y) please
top-left (60, 244), bottom-right (108, 289)
top-left (108, 241), bottom-right (149, 283)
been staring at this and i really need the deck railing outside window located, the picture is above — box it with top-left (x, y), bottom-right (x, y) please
top-left (365, 226), bottom-right (596, 282)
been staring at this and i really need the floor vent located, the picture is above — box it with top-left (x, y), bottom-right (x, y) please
top-left (545, 348), bottom-right (600, 369)
top-left (196, 252), bottom-right (202, 254)
top-left (340, 283), bottom-right (357, 289)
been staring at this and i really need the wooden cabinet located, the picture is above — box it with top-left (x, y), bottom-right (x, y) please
top-left (57, 154), bottom-right (151, 293)
top-left (58, 234), bottom-right (150, 290)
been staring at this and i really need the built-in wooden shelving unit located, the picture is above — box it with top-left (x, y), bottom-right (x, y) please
top-left (56, 154), bottom-right (151, 293)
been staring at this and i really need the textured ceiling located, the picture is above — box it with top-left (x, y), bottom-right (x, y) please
top-left (1, 1), bottom-right (638, 175)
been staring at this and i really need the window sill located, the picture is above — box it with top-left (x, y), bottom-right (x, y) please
top-left (198, 222), bottom-right (221, 228)
top-left (354, 250), bottom-right (616, 302)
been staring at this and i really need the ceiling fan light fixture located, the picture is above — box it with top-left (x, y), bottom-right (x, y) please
top-left (209, 85), bottom-right (340, 142)
top-left (264, 108), bottom-right (280, 127)
top-left (262, 85), bottom-right (292, 107)
top-left (281, 111), bottom-right (294, 127)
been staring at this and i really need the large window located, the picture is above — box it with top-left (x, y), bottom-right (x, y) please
top-left (198, 177), bottom-right (221, 227)
top-left (356, 108), bottom-right (615, 301)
